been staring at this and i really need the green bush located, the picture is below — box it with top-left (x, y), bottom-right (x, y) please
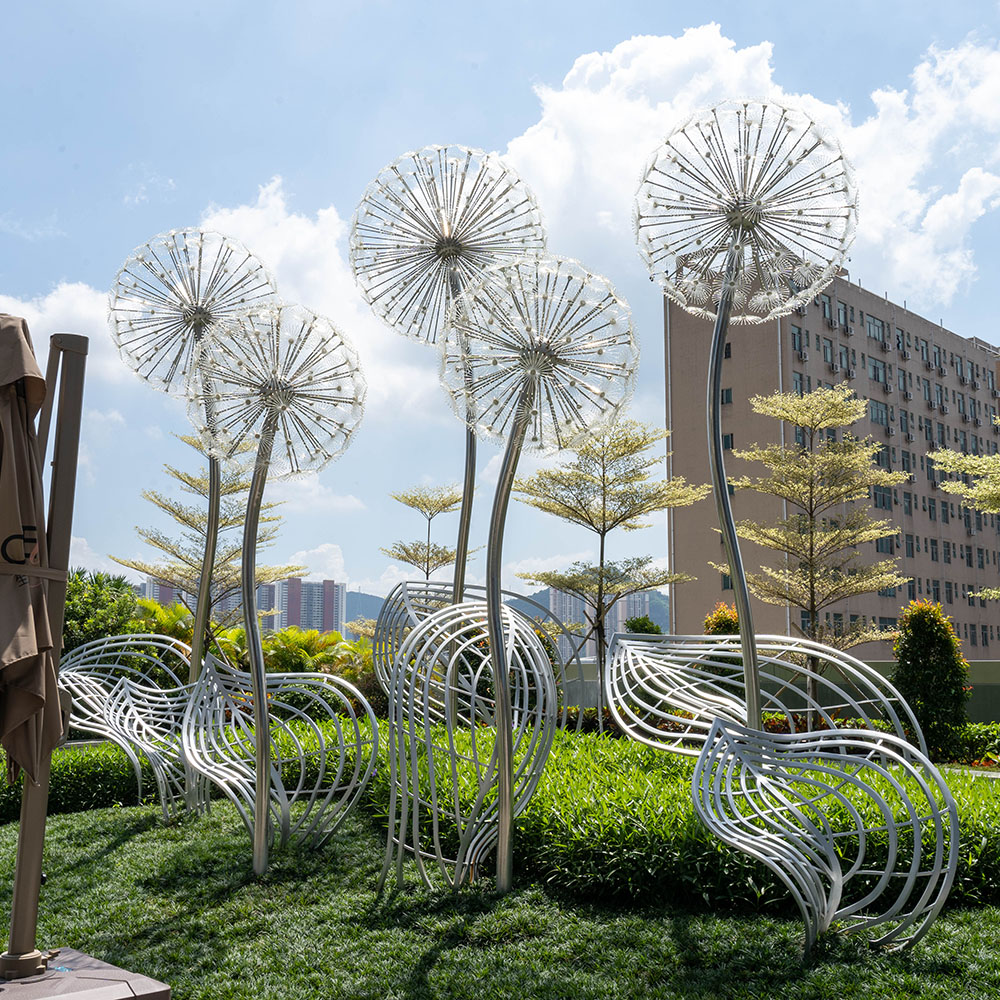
top-left (623, 615), bottom-right (661, 634)
top-left (62, 569), bottom-right (139, 652)
top-left (952, 721), bottom-right (1000, 766)
top-left (892, 600), bottom-right (971, 759)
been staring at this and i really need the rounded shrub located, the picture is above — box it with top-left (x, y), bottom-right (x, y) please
top-left (703, 602), bottom-right (739, 634)
top-left (624, 615), bottom-right (661, 634)
top-left (891, 600), bottom-right (971, 760)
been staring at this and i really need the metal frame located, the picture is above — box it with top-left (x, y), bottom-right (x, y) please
top-left (182, 655), bottom-right (378, 853)
top-left (692, 719), bottom-right (959, 953)
top-left (373, 579), bottom-right (586, 730)
top-left (378, 600), bottom-right (555, 892)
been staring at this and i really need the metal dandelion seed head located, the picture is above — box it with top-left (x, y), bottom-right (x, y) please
top-left (186, 303), bottom-right (366, 477)
top-left (439, 255), bottom-right (639, 454)
top-left (634, 99), bottom-right (858, 325)
top-left (350, 144), bottom-right (547, 346)
top-left (108, 228), bottom-right (279, 394)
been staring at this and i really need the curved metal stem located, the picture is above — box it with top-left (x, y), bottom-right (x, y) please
top-left (450, 268), bottom-right (475, 605)
top-left (707, 243), bottom-right (760, 726)
top-left (243, 411), bottom-right (278, 875)
top-left (189, 455), bottom-right (220, 683)
top-left (486, 379), bottom-right (535, 893)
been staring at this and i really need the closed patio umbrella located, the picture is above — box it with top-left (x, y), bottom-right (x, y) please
top-left (0, 313), bottom-right (62, 784)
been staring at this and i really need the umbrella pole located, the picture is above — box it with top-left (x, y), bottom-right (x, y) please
top-left (2, 334), bottom-right (87, 979)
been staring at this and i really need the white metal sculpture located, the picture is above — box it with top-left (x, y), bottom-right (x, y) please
top-left (109, 230), bottom-right (279, 680)
top-left (692, 719), bottom-right (958, 953)
top-left (605, 633), bottom-right (924, 755)
top-left (438, 254), bottom-right (639, 891)
top-left (373, 579), bottom-right (586, 729)
top-left (351, 144), bottom-right (546, 602)
top-left (189, 302), bottom-right (367, 873)
top-left (378, 600), bottom-right (555, 892)
top-left (182, 655), bottom-right (379, 852)
top-left (59, 634), bottom-right (204, 820)
top-left (630, 99), bottom-right (958, 952)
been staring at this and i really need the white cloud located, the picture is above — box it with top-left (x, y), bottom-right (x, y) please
top-left (503, 25), bottom-right (1000, 317)
top-left (0, 282), bottom-right (125, 385)
top-left (265, 471), bottom-right (365, 514)
top-left (288, 542), bottom-right (347, 582)
top-left (69, 535), bottom-right (138, 579)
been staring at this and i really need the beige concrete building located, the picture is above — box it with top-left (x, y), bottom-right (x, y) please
top-left (665, 273), bottom-right (1000, 661)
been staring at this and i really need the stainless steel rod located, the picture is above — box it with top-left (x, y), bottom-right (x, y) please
top-left (486, 379), bottom-right (535, 893)
top-left (242, 412), bottom-right (278, 876)
top-left (707, 244), bottom-right (761, 726)
top-left (189, 454), bottom-right (220, 682)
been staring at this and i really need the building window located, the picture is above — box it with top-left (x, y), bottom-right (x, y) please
top-left (943, 540), bottom-right (951, 563)
top-left (724, 343), bottom-right (731, 359)
top-left (873, 486), bottom-right (892, 510)
top-left (822, 337), bottom-right (833, 363)
top-left (870, 400), bottom-right (889, 426)
top-left (983, 624), bottom-right (990, 647)
top-left (869, 357), bottom-right (887, 383)
top-left (721, 573), bottom-right (732, 591)
top-left (931, 579), bottom-right (941, 602)
top-left (905, 534), bottom-right (914, 558)
top-left (838, 344), bottom-right (850, 369)
top-left (792, 371), bottom-right (804, 396)
top-left (866, 315), bottom-right (885, 342)
top-left (978, 547), bottom-right (986, 570)
top-left (791, 326), bottom-right (803, 353)
top-left (945, 581), bottom-right (954, 603)
top-left (876, 536), bottom-right (894, 555)
top-left (907, 580), bottom-right (916, 601)
top-left (721, 387), bottom-right (733, 405)
top-left (930, 538), bottom-right (939, 561)
top-left (722, 433), bottom-right (733, 450)
top-left (928, 498), bottom-right (937, 521)
top-left (903, 492), bottom-right (912, 516)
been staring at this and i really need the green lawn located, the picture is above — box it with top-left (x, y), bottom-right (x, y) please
top-left (3, 803), bottom-right (998, 1000)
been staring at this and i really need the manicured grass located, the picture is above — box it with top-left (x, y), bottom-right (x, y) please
top-left (2, 803), bottom-right (999, 1000)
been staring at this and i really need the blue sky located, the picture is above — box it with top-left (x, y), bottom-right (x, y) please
top-left (4, 2), bottom-right (1000, 596)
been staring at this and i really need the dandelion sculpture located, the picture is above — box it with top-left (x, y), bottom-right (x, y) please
top-left (631, 100), bottom-right (958, 952)
top-left (188, 303), bottom-right (366, 874)
top-left (109, 229), bottom-right (279, 680)
top-left (351, 145), bottom-right (546, 603)
top-left (634, 99), bottom-right (858, 723)
top-left (439, 254), bottom-right (639, 890)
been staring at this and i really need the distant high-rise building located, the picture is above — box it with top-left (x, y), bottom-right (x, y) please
top-left (548, 587), bottom-right (660, 661)
top-left (145, 576), bottom-right (179, 606)
top-left (665, 273), bottom-right (1000, 657)
top-left (273, 578), bottom-right (347, 633)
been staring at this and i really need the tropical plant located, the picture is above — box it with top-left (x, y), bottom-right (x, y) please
top-left (703, 602), bottom-right (740, 635)
top-left (514, 418), bottom-right (710, 706)
top-left (725, 385), bottom-right (909, 650)
top-left (112, 435), bottom-right (302, 653)
top-left (380, 483), bottom-right (467, 579)
top-left (62, 569), bottom-right (138, 652)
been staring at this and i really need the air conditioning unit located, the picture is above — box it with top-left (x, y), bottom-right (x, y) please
top-left (904, 390), bottom-right (913, 400)
top-left (880, 340), bottom-right (890, 352)
top-left (846, 367), bottom-right (856, 379)
top-left (961, 375), bottom-right (971, 385)
top-left (907, 474), bottom-right (916, 483)
top-left (829, 362), bottom-right (841, 373)
top-left (883, 383), bottom-right (893, 394)
top-left (905, 433), bottom-right (915, 442)
top-left (901, 349), bottom-right (911, 359)
top-left (826, 316), bottom-right (837, 329)
top-left (974, 379), bottom-right (981, 390)
top-left (926, 398), bottom-right (936, 410)
top-left (938, 366), bottom-right (947, 377)
top-left (992, 388), bottom-right (1000, 398)
top-left (887, 426), bottom-right (896, 436)
top-left (813, 296), bottom-right (821, 305)
top-left (941, 404), bottom-right (950, 414)
top-left (844, 325), bottom-right (854, 337)
top-left (961, 412), bottom-right (970, 423)
top-left (924, 360), bottom-right (934, 371)
top-left (975, 417), bottom-right (983, 427)
top-left (794, 305), bottom-right (807, 316)
top-left (930, 480), bottom-right (939, 489)
top-left (797, 350), bottom-right (809, 362)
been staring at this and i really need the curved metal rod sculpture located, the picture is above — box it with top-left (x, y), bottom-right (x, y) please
top-left (182, 655), bottom-right (379, 851)
top-left (692, 719), bottom-right (958, 953)
top-left (634, 99), bottom-right (858, 724)
top-left (605, 632), bottom-right (924, 755)
top-left (379, 600), bottom-right (555, 892)
top-left (109, 230), bottom-right (279, 680)
top-left (351, 145), bottom-right (546, 602)
top-left (103, 678), bottom-right (211, 822)
top-left (632, 101), bottom-right (958, 951)
top-left (441, 254), bottom-right (639, 890)
top-left (59, 634), bottom-right (201, 819)
top-left (373, 579), bottom-right (586, 730)
top-left (189, 303), bottom-right (367, 874)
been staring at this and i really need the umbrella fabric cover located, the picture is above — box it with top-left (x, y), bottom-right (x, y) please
top-left (0, 314), bottom-right (61, 784)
